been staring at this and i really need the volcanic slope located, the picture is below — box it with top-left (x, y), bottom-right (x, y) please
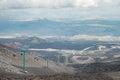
top-left (0, 44), bottom-right (74, 75)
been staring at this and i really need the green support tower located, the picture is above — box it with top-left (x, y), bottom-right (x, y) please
top-left (21, 49), bottom-right (27, 72)
top-left (46, 57), bottom-right (49, 68)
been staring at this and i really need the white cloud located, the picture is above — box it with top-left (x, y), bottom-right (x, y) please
top-left (0, 35), bottom-right (15, 38)
top-left (0, 0), bottom-right (113, 9)
top-left (86, 24), bottom-right (112, 28)
top-left (28, 48), bottom-right (87, 55)
top-left (1, 0), bottom-right (119, 21)
top-left (70, 35), bottom-right (120, 42)
top-left (104, 0), bottom-right (112, 3)
top-left (75, 0), bottom-right (98, 7)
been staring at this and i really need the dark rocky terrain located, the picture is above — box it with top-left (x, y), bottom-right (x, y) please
top-left (0, 43), bottom-right (120, 80)
top-left (0, 73), bottom-right (114, 80)
top-left (69, 61), bottom-right (120, 73)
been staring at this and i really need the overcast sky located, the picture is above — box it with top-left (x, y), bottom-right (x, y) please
top-left (0, 0), bottom-right (120, 21)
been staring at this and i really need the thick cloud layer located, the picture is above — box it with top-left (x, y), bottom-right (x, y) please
top-left (0, 0), bottom-right (113, 9)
